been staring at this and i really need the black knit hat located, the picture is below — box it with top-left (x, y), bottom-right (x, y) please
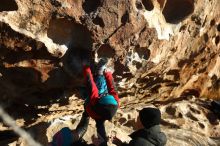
top-left (139, 107), bottom-right (161, 129)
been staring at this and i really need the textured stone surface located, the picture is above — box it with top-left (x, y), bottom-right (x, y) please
top-left (0, 0), bottom-right (219, 145)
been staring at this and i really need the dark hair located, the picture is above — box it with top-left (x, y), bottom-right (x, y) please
top-left (139, 107), bottom-right (161, 129)
top-left (93, 103), bottom-right (118, 120)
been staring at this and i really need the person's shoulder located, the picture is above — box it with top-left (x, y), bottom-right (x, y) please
top-left (129, 137), bottom-right (154, 146)
top-left (129, 129), bottom-right (146, 138)
top-left (158, 131), bottom-right (167, 145)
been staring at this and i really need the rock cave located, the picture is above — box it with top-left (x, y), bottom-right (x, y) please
top-left (0, 0), bottom-right (18, 12)
top-left (47, 17), bottom-right (93, 76)
top-left (162, 0), bottom-right (195, 24)
top-left (0, 0), bottom-right (219, 146)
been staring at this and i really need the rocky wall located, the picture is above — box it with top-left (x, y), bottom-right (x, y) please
top-left (0, 0), bottom-right (219, 145)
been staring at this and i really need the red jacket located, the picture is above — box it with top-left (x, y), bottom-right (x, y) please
top-left (83, 66), bottom-right (119, 120)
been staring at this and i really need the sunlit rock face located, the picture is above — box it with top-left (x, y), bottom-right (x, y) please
top-left (0, 0), bottom-right (219, 145)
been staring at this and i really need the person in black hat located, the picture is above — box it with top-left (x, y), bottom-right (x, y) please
top-left (112, 107), bottom-right (167, 146)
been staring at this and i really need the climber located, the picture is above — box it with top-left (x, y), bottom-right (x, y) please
top-left (112, 107), bottom-right (167, 146)
top-left (76, 58), bottom-right (120, 146)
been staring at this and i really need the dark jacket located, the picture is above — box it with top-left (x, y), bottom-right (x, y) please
top-left (122, 125), bottom-right (167, 146)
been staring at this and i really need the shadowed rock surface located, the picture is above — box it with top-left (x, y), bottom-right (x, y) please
top-left (0, 0), bottom-right (219, 145)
